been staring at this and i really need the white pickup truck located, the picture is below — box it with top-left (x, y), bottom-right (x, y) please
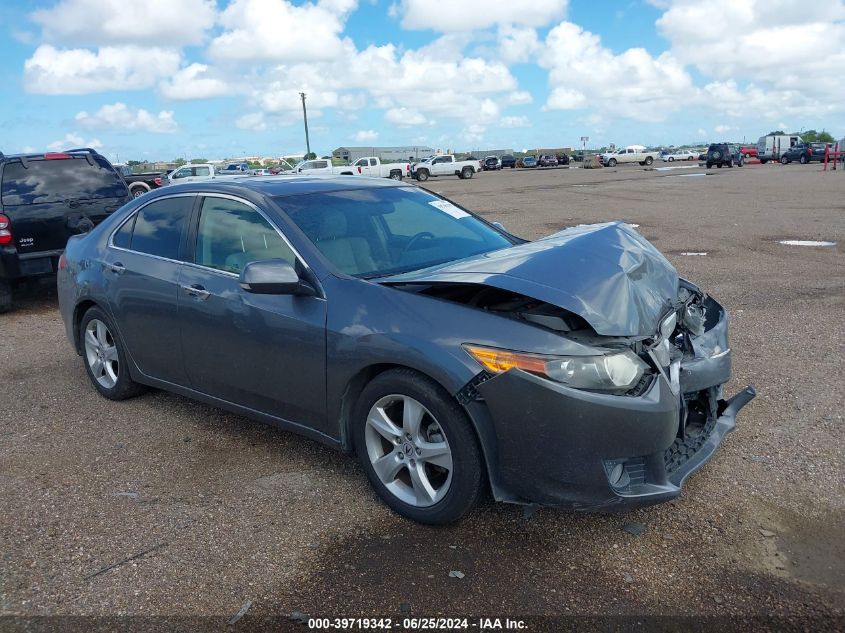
top-left (163, 163), bottom-right (251, 185)
top-left (410, 155), bottom-right (482, 181)
top-left (600, 145), bottom-right (659, 167)
top-left (294, 157), bottom-right (410, 180)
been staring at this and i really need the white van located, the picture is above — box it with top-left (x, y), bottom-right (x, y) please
top-left (756, 134), bottom-right (802, 163)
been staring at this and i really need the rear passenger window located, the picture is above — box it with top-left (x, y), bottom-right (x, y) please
top-left (112, 215), bottom-right (135, 249)
top-left (129, 196), bottom-right (192, 259)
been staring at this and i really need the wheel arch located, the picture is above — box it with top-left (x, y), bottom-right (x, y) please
top-left (72, 298), bottom-right (101, 353)
top-left (337, 362), bottom-right (497, 494)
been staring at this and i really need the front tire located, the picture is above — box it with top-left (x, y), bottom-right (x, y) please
top-left (353, 369), bottom-right (484, 524)
top-left (80, 306), bottom-right (146, 401)
top-left (799, 154), bottom-right (808, 164)
top-left (668, 157), bottom-right (674, 162)
top-left (607, 158), bottom-right (617, 167)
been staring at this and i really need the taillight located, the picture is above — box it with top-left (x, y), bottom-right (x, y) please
top-left (0, 213), bottom-right (12, 246)
top-left (44, 152), bottom-right (71, 160)
top-left (58, 253), bottom-right (67, 270)
top-left (154, 177), bottom-right (162, 186)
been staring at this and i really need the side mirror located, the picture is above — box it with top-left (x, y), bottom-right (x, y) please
top-left (239, 259), bottom-right (317, 296)
top-left (492, 221), bottom-right (506, 232)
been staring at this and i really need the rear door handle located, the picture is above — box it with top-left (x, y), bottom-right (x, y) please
top-left (181, 283), bottom-right (210, 300)
top-left (105, 262), bottom-right (125, 275)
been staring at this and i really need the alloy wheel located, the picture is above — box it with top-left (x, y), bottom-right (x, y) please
top-left (364, 394), bottom-right (453, 507)
top-left (84, 319), bottom-right (119, 389)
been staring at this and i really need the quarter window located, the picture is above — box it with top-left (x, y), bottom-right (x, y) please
top-left (127, 196), bottom-right (193, 259)
top-left (194, 197), bottom-right (295, 274)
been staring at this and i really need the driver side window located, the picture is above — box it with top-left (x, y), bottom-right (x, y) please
top-left (194, 197), bottom-right (296, 274)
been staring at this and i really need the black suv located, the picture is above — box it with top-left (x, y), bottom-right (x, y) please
top-left (705, 143), bottom-right (740, 169)
top-left (0, 148), bottom-right (129, 312)
top-left (780, 142), bottom-right (829, 164)
top-left (500, 154), bottom-right (516, 168)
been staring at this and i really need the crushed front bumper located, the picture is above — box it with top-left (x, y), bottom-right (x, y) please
top-left (473, 303), bottom-right (756, 510)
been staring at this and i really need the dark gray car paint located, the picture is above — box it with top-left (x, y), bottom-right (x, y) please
top-left (58, 178), bottom-right (755, 510)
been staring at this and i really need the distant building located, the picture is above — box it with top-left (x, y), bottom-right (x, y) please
top-left (333, 146), bottom-right (434, 163)
top-left (527, 147), bottom-right (575, 156)
top-left (459, 148), bottom-right (514, 158)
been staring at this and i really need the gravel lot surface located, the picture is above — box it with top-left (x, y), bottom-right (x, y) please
top-left (1, 162), bottom-right (842, 631)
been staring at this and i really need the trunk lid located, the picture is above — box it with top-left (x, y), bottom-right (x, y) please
top-left (381, 222), bottom-right (679, 337)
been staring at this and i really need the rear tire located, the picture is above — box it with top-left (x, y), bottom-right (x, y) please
top-left (0, 279), bottom-right (12, 314)
top-left (780, 155), bottom-right (789, 164)
top-left (644, 156), bottom-right (654, 165)
top-left (461, 167), bottom-right (473, 179)
top-left (389, 171), bottom-right (402, 180)
top-left (353, 369), bottom-right (485, 524)
top-left (415, 170), bottom-right (429, 182)
top-left (760, 159), bottom-right (768, 164)
top-left (799, 154), bottom-right (808, 164)
top-left (706, 163), bottom-right (712, 169)
top-left (80, 306), bottom-right (146, 401)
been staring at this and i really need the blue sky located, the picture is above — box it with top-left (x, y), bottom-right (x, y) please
top-left (1, 0), bottom-right (843, 162)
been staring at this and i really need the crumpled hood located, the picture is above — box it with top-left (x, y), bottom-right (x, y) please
top-left (382, 221), bottom-right (679, 337)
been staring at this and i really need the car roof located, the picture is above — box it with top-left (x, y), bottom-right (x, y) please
top-left (158, 175), bottom-right (406, 198)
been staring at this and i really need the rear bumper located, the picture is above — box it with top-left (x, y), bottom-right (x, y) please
top-left (0, 247), bottom-right (63, 281)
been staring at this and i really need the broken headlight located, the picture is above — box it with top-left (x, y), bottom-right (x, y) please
top-left (463, 344), bottom-right (649, 394)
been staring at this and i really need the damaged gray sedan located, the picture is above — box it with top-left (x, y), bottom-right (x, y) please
top-left (57, 177), bottom-right (755, 524)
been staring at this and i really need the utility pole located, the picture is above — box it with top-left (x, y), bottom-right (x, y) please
top-left (300, 92), bottom-right (311, 157)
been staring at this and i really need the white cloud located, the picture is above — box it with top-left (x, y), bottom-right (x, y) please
top-left (353, 129), bottom-right (379, 141)
top-left (697, 128), bottom-right (707, 137)
top-left (497, 25), bottom-right (541, 63)
top-left (47, 133), bottom-right (102, 151)
top-left (462, 123), bottom-right (486, 143)
top-left (656, 0), bottom-right (845, 111)
top-left (209, 0), bottom-right (357, 62)
top-left (500, 115), bottom-right (529, 128)
top-left (386, 107), bottom-right (428, 127)
top-left (714, 124), bottom-right (732, 134)
top-left (159, 64), bottom-right (234, 100)
top-left (541, 22), bottom-right (695, 120)
top-left (75, 102), bottom-right (177, 133)
top-left (24, 45), bottom-right (180, 94)
top-left (236, 112), bottom-right (267, 131)
top-left (505, 91), bottom-right (533, 105)
top-left (397, 0), bottom-right (568, 31)
top-left (32, 0), bottom-right (216, 47)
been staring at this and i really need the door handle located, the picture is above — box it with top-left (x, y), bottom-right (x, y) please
top-left (181, 283), bottom-right (210, 300)
top-left (105, 262), bottom-right (125, 274)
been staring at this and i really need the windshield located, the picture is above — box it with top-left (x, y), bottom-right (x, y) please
top-left (275, 187), bottom-right (514, 278)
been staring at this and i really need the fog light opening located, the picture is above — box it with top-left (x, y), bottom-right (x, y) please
top-left (609, 463), bottom-right (624, 485)
top-left (604, 460), bottom-right (632, 489)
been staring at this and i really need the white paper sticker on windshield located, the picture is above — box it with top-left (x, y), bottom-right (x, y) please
top-left (429, 199), bottom-right (469, 219)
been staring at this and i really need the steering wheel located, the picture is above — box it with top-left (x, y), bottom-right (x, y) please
top-left (401, 231), bottom-right (436, 256)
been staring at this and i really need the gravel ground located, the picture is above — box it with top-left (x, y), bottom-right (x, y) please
top-left (0, 162), bottom-right (842, 631)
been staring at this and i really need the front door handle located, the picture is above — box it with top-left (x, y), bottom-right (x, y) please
top-left (105, 262), bottom-right (125, 275)
top-left (181, 283), bottom-right (210, 300)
